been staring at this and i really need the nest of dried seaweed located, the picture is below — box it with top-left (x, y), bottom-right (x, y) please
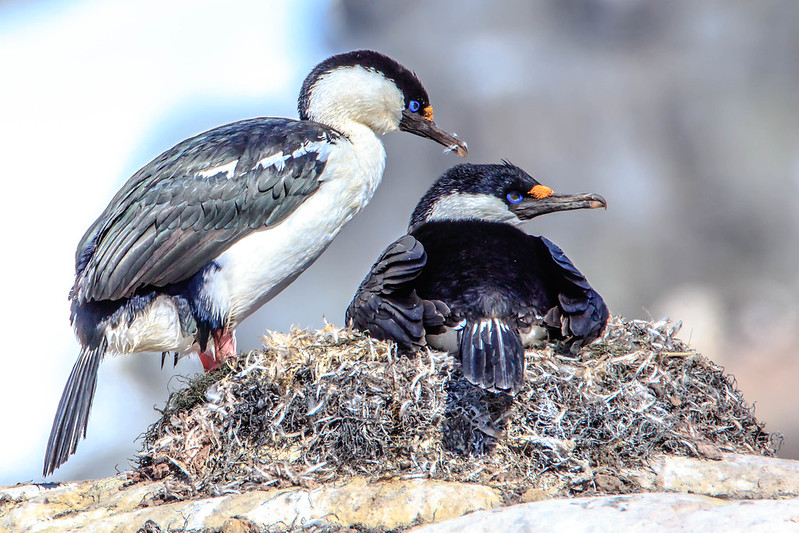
top-left (135, 316), bottom-right (780, 502)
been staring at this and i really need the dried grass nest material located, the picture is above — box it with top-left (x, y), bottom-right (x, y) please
top-left (135, 316), bottom-right (780, 502)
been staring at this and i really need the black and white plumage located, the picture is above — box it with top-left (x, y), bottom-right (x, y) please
top-left (346, 162), bottom-right (608, 394)
top-left (44, 50), bottom-right (467, 476)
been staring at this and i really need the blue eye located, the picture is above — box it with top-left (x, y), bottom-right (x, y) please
top-left (408, 100), bottom-right (420, 112)
top-left (506, 191), bottom-right (523, 204)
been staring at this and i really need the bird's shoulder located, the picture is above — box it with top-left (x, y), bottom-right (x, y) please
top-left (356, 234), bottom-right (428, 293)
top-left (533, 236), bottom-right (593, 291)
top-left (533, 235), bottom-right (609, 343)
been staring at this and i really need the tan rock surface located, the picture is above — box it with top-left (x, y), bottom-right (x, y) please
top-left (0, 477), bottom-right (501, 532)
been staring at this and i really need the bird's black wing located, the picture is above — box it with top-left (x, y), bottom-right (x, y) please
top-left (346, 235), bottom-right (449, 351)
top-left (536, 236), bottom-right (609, 347)
top-left (72, 118), bottom-right (342, 303)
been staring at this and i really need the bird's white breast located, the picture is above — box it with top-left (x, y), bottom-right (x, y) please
top-left (206, 123), bottom-right (386, 326)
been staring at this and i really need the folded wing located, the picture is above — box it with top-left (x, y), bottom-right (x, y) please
top-left (537, 236), bottom-right (609, 348)
top-left (346, 235), bottom-right (449, 350)
top-left (72, 118), bottom-right (341, 303)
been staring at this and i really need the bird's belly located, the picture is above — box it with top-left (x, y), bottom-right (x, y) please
top-left (426, 327), bottom-right (460, 353)
top-left (103, 295), bottom-right (196, 354)
top-left (426, 323), bottom-right (547, 354)
top-left (210, 175), bottom-right (380, 325)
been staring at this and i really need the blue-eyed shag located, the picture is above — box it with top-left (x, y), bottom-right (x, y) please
top-left (346, 162), bottom-right (608, 395)
top-left (44, 50), bottom-right (468, 476)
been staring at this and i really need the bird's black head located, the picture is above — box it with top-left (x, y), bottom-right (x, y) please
top-left (299, 50), bottom-right (429, 120)
top-left (409, 162), bottom-right (607, 230)
top-left (297, 50), bottom-right (467, 156)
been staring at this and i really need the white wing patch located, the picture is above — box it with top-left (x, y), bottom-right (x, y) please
top-left (255, 151), bottom-right (287, 171)
top-left (294, 139), bottom-right (334, 160)
top-left (253, 141), bottom-right (336, 174)
top-left (197, 159), bottom-right (238, 179)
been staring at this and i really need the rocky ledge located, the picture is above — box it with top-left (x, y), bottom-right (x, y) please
top-left (3, 453), bottom-right (799, 532)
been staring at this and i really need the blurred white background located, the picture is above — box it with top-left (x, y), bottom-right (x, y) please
top-left (1, 0), bottom-right (797, 484)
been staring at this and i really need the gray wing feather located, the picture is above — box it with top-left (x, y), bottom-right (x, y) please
top-left (72, 118), bottom-right (341, 302)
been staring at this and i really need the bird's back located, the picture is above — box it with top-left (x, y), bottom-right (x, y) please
top-left (411, 220), bottom-right (561, 320)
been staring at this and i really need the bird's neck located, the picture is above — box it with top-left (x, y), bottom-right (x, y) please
top-left (320, 111), bottom-right (397, 140)
top-left (328, 119), bottom-right (386, 205)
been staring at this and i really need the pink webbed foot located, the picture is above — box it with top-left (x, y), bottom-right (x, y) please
top-left (198, 328), bottom-right (237, 372)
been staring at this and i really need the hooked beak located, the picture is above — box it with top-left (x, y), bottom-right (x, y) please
top-left (512, 192), bottom-right (607, 220)
top-left (399, 109), bottom-right (468, 157)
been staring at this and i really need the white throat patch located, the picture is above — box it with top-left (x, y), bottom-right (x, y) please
top-left (426, 193), bottom-right (520, 225)
top-left (306, 66), bottom-right (404, 135)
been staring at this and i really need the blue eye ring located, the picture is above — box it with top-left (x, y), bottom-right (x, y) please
top-left (408, 100), bottom-right (420, 113)
top-left (506, 191), bottom-right (523, 204)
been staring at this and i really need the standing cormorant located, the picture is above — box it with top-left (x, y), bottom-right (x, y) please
top-left (45, 50), bottom-right (467, 476)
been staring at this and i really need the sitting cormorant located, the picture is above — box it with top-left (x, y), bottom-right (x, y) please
top-left (346, 162), bottom-right (608, 394)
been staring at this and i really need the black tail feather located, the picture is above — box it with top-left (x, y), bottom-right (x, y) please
top-left (459, 318), bottom-right (524, 394)
top-left (43, 340), bottom-right (105, 476)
